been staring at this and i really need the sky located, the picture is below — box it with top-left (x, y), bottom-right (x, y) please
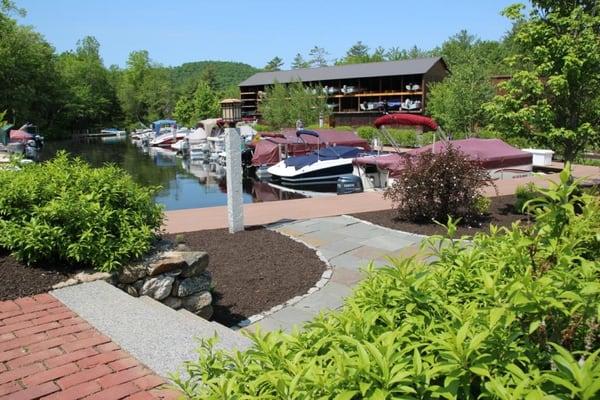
top-left (17, 0), bottom-right (518, 69)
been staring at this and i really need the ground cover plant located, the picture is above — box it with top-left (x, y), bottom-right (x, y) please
top-left (174, 165), bottom-right (600, 399)
top-left (0, 152), bottom-right (163, 272)
top-left (384, 145), bottom-right (494, 224)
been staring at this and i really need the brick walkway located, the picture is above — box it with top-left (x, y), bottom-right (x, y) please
top-left (0, 294), bottom-right (181, 400)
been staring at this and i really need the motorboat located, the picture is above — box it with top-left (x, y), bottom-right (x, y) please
top-left (352, 114), bottom-right (533, 191)
top-left (100, 128), bottom-right (126, 137)
top-left (6, 124), bottom-right (44, 161)
top-left (267, 144), bottom-right (370, 189)
top-left (151, 127), bottom-right (189, 148)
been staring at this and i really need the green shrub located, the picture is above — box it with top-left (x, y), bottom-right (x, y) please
top-left (384, 145), bottom-right (494, 224)
top-left (473, 195), bottom-right (491, 215)
top-left (515, 182), bottom-right (539, 213)
top-left (253, 124), bottom-right (273, 132)
top-left (174, 166), bottom-right (600, 399)
top-left (387, 128), bottom-right (418, 147)
top-left (356, 126), bottom-right (378, 141)
top-left (0, 152), bottom-right (164, 272)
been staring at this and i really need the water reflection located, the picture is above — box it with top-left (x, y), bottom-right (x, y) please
top-left (42, 139), bottom-right (304, 210)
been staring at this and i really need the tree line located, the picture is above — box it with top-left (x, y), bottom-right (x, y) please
top-left (0, 1), bottom-right (256, 138)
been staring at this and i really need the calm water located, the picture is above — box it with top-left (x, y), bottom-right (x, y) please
top-left (41, 138), bottom-right (303, 210)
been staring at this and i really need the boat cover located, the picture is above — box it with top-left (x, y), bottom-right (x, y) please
top-left (284, 146), bottom-right (363, 170)
top-left (251, 129), bottom-right (370, 166)
top-left (374, 114), bottom-right (439, 131)
top-left (353, 138), bottom-right (532, 177)
top-left (8, 129), bottom-right (34, 143)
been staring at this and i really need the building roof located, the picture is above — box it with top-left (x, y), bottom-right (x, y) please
top-left (239, 57), bottom-right (447, 87)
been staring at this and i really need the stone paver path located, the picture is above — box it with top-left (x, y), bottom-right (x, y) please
top-left (246, 215), bottom-right (426, 332)
top-left (0, 294), bottom-right (180, 400)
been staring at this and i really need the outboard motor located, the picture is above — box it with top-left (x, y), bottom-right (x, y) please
top-left (337, 175), bottom-right (363, 195)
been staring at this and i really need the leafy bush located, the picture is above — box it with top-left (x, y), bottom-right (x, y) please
top-left (253, 124), bottom-right (273, 132)
top-left (384, 145), bottom-right (494, 224)
top-left (174, 166), bottom-right (600, 399)
top-left (387, 128), bottom-right (418, 147)
top-left (0, 152), bottom-right (164, 271)
top-left (515, 182), bottom-right (538, 213)
top-left (356, 126), bottom-right (378, 141)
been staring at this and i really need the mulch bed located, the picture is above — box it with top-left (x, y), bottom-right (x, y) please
top-left (0, 249), bottom-right (70, 301)
top-left (166, 227), bottom-right (326, 327)
top-left (352, 195), bottom-right (530, 237)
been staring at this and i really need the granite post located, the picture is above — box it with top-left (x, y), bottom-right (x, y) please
top-left (225, 127), bottom-right (244, 233)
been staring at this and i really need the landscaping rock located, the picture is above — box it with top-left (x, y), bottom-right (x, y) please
top-left (52, 278), bottom-right (79, 290)
top-left (74, 270), bottom-right (112, 283)
top-left (147, 256), bottom-right (187, 276)
top-left (197, 305), bottom-right (213, 319)
top-left (126, 285), bottom-right (139, 297)
top-left (162, 296), bottom-right (182, 309)
top-left (175, 273), bottom-right (211, 297)
top-left (179, 252), bottom-right (209, 278)
top-left (141, 276), bottom-right (175, 300)
top-left (182, 291), bottom-right (212, 314)
top-left (132, 279), bottom-right (144, 293)
top-left (176, 243), bottom-right (190, 252)
top-left (118, 264), bottom-right (147, 284)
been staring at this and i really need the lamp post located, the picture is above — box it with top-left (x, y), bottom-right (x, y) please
top-left (220, 99), bottom-right (244, 233)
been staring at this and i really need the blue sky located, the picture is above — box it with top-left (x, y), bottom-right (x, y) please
top-left (17, 0), bottom-right (517, 69)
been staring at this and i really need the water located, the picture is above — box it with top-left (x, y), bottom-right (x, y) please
top-left (41, 138), bottom-right (304, 210)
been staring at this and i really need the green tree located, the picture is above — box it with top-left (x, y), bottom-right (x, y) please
top-left (427, 62), bottom-right (495, 134)
top-left (484, 1), bottom-right (600, 161)
top-left (337, 41), bottom-right (371, 64)
top-left (291, 53), bottom-right (310, 69)
top-left (200, 64), bottom-right (218, 91)
top-left (173, 80), bottom-right (219, 127)
top-left (0, 10), bottom-right (63, 135)
top-left (56, 36), bottom-right (120, 132)
top-left (264, 56), bottom-right (284, 71)
top-left (259, 81), bottom-right (329, 129)
top-left (308, 46), bottom-right (328, 67)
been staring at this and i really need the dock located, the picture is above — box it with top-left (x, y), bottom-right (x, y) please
top-left (164, 162), bottom-right (599, 233)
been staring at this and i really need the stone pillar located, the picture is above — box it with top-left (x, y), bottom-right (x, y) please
top-left (225, 127), bottom-right (244, 233)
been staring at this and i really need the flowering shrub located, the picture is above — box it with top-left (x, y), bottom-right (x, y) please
top-left (384, 145), bottom-right (494, 224)
top-left (173, 166), bottom-right (600, 399)
top-left (0, 152), bottom-right (164, 271)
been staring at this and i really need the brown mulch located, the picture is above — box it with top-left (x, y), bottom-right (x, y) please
top-left (166, 227), bottom-right (326, 327)
top-left (0, 249), bottom-right (70, 301)
top-left (352, 195), bottom-right (530, 237)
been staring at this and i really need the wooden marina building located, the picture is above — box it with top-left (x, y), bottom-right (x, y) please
top-left (239, 57), bottom-right (449, 126)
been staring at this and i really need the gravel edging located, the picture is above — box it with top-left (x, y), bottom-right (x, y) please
top-left (233, 225), bottom-right (334, 330)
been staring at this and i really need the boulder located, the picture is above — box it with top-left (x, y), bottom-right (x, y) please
top-left (180, 252), bottom-right (209, 278)
top-left (117, 264), bottom-right (147, 284)
top-left (132, 279), bottom-right (144, 293)
top-left (140, 276), bottom-right (175, 300)
top-left (182, 291), bottom-right (212, 314)
top-left (175, 273), bottom-right (211, 297)
top-left (197, 305), bottom-right (213, 319)
top-left (74, 270), bottom-right (112, 283)
top-left (147, 256), bottom-right (187, 276)
top-left (162, 296), bottom-right (182, 309)
top-left (125, 285), bottom-right (139, 297)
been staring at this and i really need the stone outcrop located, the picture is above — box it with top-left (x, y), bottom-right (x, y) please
top-left (113, 250), bottom-right (214, 320)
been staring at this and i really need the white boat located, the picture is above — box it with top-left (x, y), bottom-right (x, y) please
top-left (150, 127), bottom-right (189, 148)
top-left (100, 128), bottom-right (126, 137)
top-left (267, 146), bottom-right (367, 189)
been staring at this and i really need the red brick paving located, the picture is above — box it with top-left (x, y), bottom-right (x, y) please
top-left (0, 294), bottom-right (182, 399)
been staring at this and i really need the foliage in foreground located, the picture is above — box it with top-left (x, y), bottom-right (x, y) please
top-left (174, 166), bottom-right (600, 399)
top-left (384, 145), bottom-right (494, 224)
top-left (0, 152), bottom-right (164, 271)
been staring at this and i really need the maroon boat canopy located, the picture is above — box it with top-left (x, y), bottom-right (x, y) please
top-left (251, 129), bottom-right (370, 166)
top-left (374, 114), bottom-right (439, 131)
top-left (354, 138), bottom-right (532, 177)
top-left (8, 129), bottom-right (34, 143)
